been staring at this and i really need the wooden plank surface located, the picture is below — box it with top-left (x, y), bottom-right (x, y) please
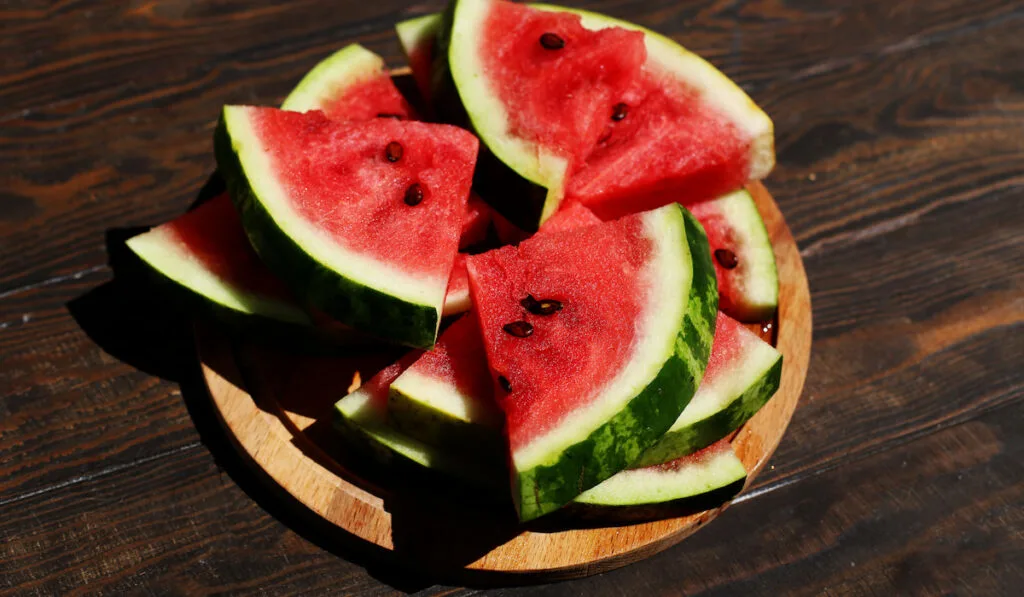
top-left (1, 0), bottom-right (1022, 594)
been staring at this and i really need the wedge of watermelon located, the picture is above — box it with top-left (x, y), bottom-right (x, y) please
top-left (396, 13), bottom-right (443, 108)
top-left (573, 440), bottom-right (745, 520)
top-left (443, 254), bottom-right (472, 316)
top-left (216, 107), bottom-right (478, 348)
top-left (690, 189), bottom-right (778, 322)
top-left (282, 43), bottom-right (416, 120)
top-left (125, 192), bottom-right (310, 326)
top-left (439, 0), bottom-right (774, 229)
top-left (467, 203), bottom-right (717, 520)
top-left (632, 311), bottom-right (782, 468)
top-left (389, 314), bottom-right (503, 451)
top-left (129, 45), bottom-right (432, 342)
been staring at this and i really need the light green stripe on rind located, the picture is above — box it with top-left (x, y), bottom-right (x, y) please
top-left (214, 108), bottom-right (441, 348)
top-left (281, 44), bottom-right (386, 113)
top-left (512, 205), bottom-right (717, 521)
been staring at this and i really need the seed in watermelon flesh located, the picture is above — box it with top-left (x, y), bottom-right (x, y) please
top-left (215, 107), bottom-right (478, 348)
top-left (689, 189), bottom-right (779, 322)
top-left (282, 44), bottom-right (416, 121)
top-left (389, 314), bottom-right (504, 454)
top-left (443, 0), bottom-right (773, 227)
top-left (632, 311), bottom-right (782, 468)
top-left (572, 439), bottom-right (745, 520)
top-left (467, 203), bottom-right (717, 520)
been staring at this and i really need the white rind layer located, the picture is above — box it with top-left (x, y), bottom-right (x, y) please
top-left (512, 205), bottom-right (692, 471)
top-left (576, 447), bottom-right (745, 505)
top-left (126, 227), bottom-right (310, 324)
top-left (281, 44), bottom-right (385, 113)
top-left (223, 106), bottom-right (446, 313)
top-left (389, 368), bottom-right (503, 427)
top-left (715, 189), bottom-right (779, 310)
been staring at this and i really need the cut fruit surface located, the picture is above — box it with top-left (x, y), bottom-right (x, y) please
top-left (389, 314), bottom-right (503, 451)
top-left (574, 440), bottom-right (745, 519)
top-left (633, 310), bottom-right (782, 468)
top-left (444, 0), bottom-right (773, 227)
top-left (443, 254), bottom-right (472, 316)
top-left (690, 189), bottom-right (779, 322)
top-left (216, 107), bottom-right (478, 347)
top-left (282, 44), bottom-right (415, 121)
top-left (126, 192), bottom-right (310, 324)
top-left (467, 203), bottom-right (717, 520)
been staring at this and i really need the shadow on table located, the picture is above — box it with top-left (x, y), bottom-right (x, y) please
top-left (65, 174), bottom-right (548, 590)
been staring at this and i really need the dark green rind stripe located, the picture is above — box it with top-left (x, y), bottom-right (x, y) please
top-left (512, 204), bottom-right (717, 521)
top-left (214, 112), bottom-right (440, 349)
top-left (565, 477), bottom-right (745, 524)
top-left (632, 355), bottom-right (783, 468)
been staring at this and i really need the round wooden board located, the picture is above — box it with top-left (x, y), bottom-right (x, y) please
top-left (196, 182), bottom-right (812, 582)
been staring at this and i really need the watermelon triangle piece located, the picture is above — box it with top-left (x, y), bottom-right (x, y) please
top-left (690, 189), bottom-right (779, 322)
top-left (216, 107), bottom-right (478, 347)
top-left (467, 203), bottom-right (718, 520)
top-left (441, 0), bottom-right (773, 227)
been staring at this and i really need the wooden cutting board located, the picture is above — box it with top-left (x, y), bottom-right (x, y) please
top-left (196, 181), bottom-right (811, 582)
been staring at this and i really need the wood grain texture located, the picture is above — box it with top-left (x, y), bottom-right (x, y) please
top-left (2, 0), bottom-right (1022, 593)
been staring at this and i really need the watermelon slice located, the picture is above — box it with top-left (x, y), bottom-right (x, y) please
top-left (396, 13), bottom-right (443, 108)
top-left (632, 311), bottom-right (782, 468)
top-left (467, 203), bottom-right (717, 520)
top-left (128, 45), bottom-right (421, 339)
top-left (439, 0), bottom-right (774, 229)
top-left (389, 314), bottom-right (504, 452)
top-left (690, 189), bottom-right (779, 322)
top-left (215, 107), bottom-right (478, 348)
top-left (333, 352), bottom-right (497, 484)
top-left (281, 44), bottom-right (416, 120)
top-left (125, 192), bottom-right (310, 326)
top-left (443, 254), bottom-right (472, 316)
top-left (573, 440), bottom-right (745, 520)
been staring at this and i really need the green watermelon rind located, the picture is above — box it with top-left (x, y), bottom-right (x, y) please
top-left (281, 44), bottom-right (388, 114)
top-left (442, 0), bottom-right (774, 227)
top-left (511, 205), bottom-right (718, 521)
top-left (571, 444), bottom-right (746, 521)
top-left (633, 349), bottom-right (781, 468)
top-left (388, 369), bottom-right (505, 455)
top-left (214, 107), bottom-right (442, 349)
top-left (333, 383), bottom-right (504, 488)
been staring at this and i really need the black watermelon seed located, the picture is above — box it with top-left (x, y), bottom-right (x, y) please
top-left (611, 103), bottom-right (628, 121)
top-left (498, 375), bottom-right (512, 393)
top-left (377, 113), bottom-right (403, 119)
top-left (503, 321), bottom-right (534, 338)
top-left (404, 183), bottom-right (424, 206)
top-left (385, 141), bottom-right (403, 162)
top-left (715, 248), bottom-right (739, 269)
top-left (521, 294), bottom-right (562, 315)
top-left (539, 32), bottom-right (565, 50)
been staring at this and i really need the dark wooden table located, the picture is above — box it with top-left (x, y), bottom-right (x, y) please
top-left (2, 0), bottom-right (1022, 594)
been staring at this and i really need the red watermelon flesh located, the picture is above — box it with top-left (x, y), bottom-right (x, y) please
top-left (482, 0), bottom-right (646, 165)
top-left (156, 192), bottom-right (296, 302)
top-left (459, 192), bottom-right (494, 249)
top-left (249, 109), bottom-right (477, 282)
top-left (567, 73), bottom-right (750, 219)
top-left (316, 74), bottom-right (416, 122)
top-left (538, 200), bottom-right (601, 233)
top-left (467, 215), bottom-right (653, 453)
